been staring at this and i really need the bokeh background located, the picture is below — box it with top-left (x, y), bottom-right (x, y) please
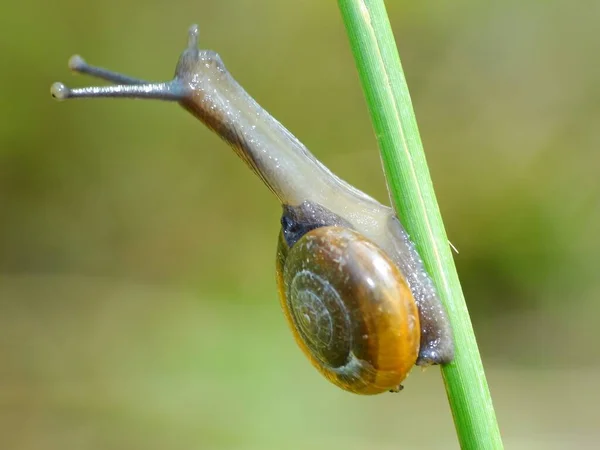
top-left (2, 0), bottom-right (599, 448)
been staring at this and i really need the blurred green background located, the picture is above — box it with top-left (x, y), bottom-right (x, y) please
top-left (2, 0), bottom-right (599, 448)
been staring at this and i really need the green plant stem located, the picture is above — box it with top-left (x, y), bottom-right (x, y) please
top-left (337, 1), bottom-right (503, 449)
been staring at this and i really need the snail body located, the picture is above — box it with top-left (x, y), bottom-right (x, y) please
top-left (51, 25), bottom-right (454, 394)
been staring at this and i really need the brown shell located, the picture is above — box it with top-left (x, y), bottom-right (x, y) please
top-left (276, 226), bottom-right (420, 395)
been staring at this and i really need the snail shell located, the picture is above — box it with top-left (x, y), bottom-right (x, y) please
top-left (276, 226), bottom-right (420, 395)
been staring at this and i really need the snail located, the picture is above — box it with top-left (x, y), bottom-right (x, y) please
top-left (51, 24), bottom-right (454, 394)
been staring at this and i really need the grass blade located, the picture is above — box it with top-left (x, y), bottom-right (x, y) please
top-left (337, 1), bottom-right (504, 448)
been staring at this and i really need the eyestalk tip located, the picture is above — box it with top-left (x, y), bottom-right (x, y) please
top-left (187, 24), bottom-right (199, 49)
top-left (50, 82), bottom-right (70, 101)
top-left (68, 54), bottom-right (86, 72)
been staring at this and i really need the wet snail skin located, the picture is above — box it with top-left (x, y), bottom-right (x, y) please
top-left (51, 24), bottom-right (454, 395)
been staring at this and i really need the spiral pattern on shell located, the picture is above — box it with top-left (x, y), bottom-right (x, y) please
top-left (288, 270), bottom-right (351, 367)
top-left (276, 226), bottom-right (420, 395)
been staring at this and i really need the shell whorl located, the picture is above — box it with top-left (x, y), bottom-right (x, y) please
top-left (288, 269), bottom-right (352, 367)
